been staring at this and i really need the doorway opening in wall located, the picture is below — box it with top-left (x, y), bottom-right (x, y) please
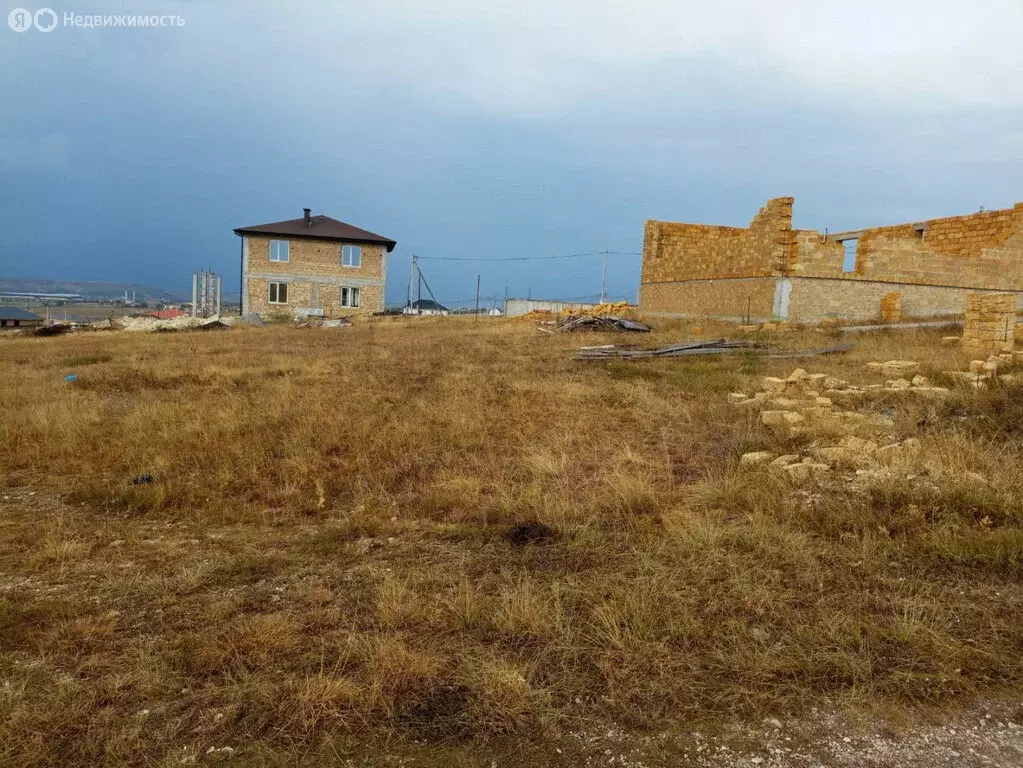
top-left (842, 239), bottom-right (859, 273)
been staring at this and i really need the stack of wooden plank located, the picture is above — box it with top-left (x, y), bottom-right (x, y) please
top-left (574, 339), bottom-right (853, 360)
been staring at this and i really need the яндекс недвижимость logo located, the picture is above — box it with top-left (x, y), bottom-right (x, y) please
top-left (8, 7), bottom-right (57, 31)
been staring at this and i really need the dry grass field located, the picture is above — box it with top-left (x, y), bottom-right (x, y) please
top-left (1, 317), bottom-right (1021, 766)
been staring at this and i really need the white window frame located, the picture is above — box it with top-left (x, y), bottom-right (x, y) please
top-left (268, 282), bottom-right (289, 304)
top-left (269, 239), bottom-right (290, 262)
top-left (340, 286), bottom-right (361, 308)
top-left (341, 244), bottom-right (362, 268)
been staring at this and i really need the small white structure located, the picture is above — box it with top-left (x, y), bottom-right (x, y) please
top-left (504, 298), bottom-right (599, 317)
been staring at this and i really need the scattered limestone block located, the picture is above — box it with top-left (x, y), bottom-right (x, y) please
top-left (740, 451), bottom-right (778, 466)
top-left (841, 436), bottom-right (880, 456)
top-left (866, 360), bottom-right (920, 378)
top-left (812, 436), bottom-right (880, 469)
top-left (875, 438), bottom-right (921, 464)
top-left (886, 378), bottom-right (912, 390)
top-left (786, 368), bottom-right (808, 382)
top-left (911, 375), bottom-right (931, 387)
top-left (941, 336), bottom-right (961, 346)
top-left (761, 410), bottom-right (805, 428)
top-left (1000, 374), bottom-right (1019, 385)
top-left (806, 373), bottom-right (828, 389)
top-left (912, 386), bottom-right (952, 399)
top-left (737, 325), bottom-right (759, 332)
top-left (760, 323), bottom-right (779, 331)
top-left (762, 377), bottom-right (786, 394)
top-left (982, 361), bottom-right (999, 376)
top-left (782, 461), bottom-right (830, 481)
top-left (822, 376), bottom-right (849, 390)
top-left (728, 392), bottom-right (750, 404)
top-left (770, 398), bottom-right (807, 411)
top-left (1013, 351), bottom-right (1023, 364)
top-left (969, 360), bottom-right (987, 374)
top-left (770, 454), bottom-right (800, 468)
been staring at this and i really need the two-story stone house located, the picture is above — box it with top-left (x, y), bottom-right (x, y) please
top-left (234, 209), bottom-right (397, 317)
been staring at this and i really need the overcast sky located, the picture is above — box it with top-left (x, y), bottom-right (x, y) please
top-left (2, 0), bottom-right (1022, 305)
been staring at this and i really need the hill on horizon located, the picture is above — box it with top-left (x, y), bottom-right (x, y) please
top-left (0, 277), bottom-right (184, 302)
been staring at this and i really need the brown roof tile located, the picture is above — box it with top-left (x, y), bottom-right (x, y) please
top-left (234, 213), bottom-right (396, 252)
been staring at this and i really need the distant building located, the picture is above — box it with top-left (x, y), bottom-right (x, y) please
top-left (504, 298), bottom-right (600, 317)
top-left (234, 208), bottom-right (397, 318)
top-left (403, 299), bottom-right (450, 316)
top-left (0, 307), bottom-right (43, 330)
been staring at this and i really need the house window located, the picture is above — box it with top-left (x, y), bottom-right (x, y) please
top-left (270, 240), bottom-right (290, 262)
top-left (842, 239), bottom-right (859, 273)
top-left (268, 282), bottom-right (288, 304)
top-left (340, 286), bottom-right (360, 308)
top-left (341, 244), bottom-right (362, 268)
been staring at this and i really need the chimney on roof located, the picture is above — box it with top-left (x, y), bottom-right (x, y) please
top-left (303, 208), bottom-right (312, 228)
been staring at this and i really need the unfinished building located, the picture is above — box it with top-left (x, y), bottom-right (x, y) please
top-left (639, 198), bottom-right (1023, 324)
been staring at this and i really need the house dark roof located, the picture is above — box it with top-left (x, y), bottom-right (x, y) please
top-left (234, 213), bottom-right (397, 252)
top-left (408, 299), bottom-right (449, 312)
top-left (0, 307), bottom-right (42, 321)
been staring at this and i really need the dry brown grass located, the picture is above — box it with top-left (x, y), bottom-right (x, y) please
top-left (0, 317), bottom-right (1021, 765)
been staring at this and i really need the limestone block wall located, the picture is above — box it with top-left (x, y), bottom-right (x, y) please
top-left (247, 278), bottom-right (384, 318)
top-left (242, 234), bottom-right (386, 317)
top-left (640, 277), bottom-right (777, 321)
top-left (793, 203), bottom-right (1023, 291)
top-left (641, 197), bottom-right (794, 285)
top-left (963, 292), bottom-right (1016, 356)
top-left (785, 278), bottom-right (1022, 323)
top-left (638, 198), bottom-right (1023, 322)
top-left (880, 292), bottom-right (902, 323)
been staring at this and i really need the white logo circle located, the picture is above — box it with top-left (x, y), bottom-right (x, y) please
top-left (34, 7), bottom-right (57, 31)
top-left (8, 8), bottom-right (33, 31)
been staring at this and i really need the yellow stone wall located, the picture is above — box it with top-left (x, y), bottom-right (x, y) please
top-left (242, 234), bottom-right (387, 317)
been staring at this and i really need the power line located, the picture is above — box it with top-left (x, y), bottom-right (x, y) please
top-left (416, 250), bottom-right (640, 262)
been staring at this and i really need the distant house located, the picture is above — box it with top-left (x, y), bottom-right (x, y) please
top-left (0, 307), bottom-right (43, 330)
top-left (234, 208), bottom-right (397, 318)
top-left (403, 299), bottom-right (450, 316)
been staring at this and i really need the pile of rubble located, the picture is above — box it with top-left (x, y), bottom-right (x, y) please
top-left (739, 434), bottom-right (925, 481)
top-left (729, 368), bottom-right (894, 439)
top-left (728, 363), bottom-right (951, 440)
top-left (119, 314), bottom-right (231, 332)
top-left (944, 351), bottom-right (1023, 389)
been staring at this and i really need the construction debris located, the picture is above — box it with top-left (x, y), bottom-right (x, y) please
top-left (235, 312), bottom-right (266, 327)
top-left (729, 366), bottom-right (953, 438)
top-left (120, 314), bottom-right (231, 332)
top-left (559, 301), bottom-right (632, 317)
top-left (865, 360), bottom-right (920, 378)
top-left (544, 315), bottom-right (651, 334)
top-left (574, 339), bottom-right (853, 360)
top-left (33, 323), bottom-right (75, 336)
top-left (944, 353), bottom-right (1021, 389)
top-left (319, 318), bottom-right (354, 328)
top-left (739, 435), bottom-right (925, 480)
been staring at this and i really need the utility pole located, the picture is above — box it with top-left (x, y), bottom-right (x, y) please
top-left (407, 253), bottom-right (416, 312)
top-left (475, 274), bottom-right (480, 323)
top-left (599, 248), bottom-right (608, 304)
top-left (416, 257), bottom-right (422, 315)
